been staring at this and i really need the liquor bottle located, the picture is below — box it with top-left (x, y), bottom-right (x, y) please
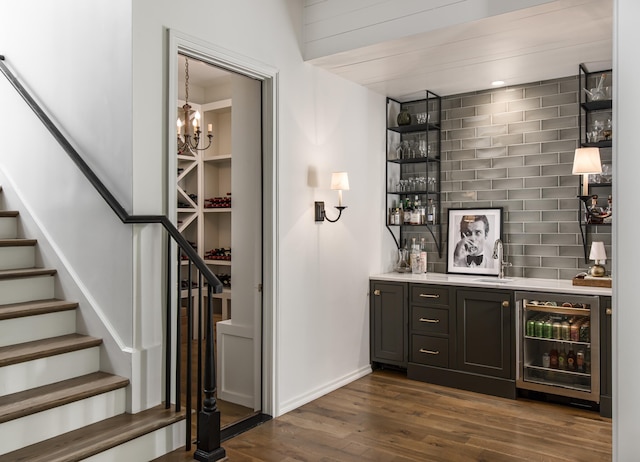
top-left (410, 238), bottom-right (421, 274)
top-left (427, 198), bottom-right (434, 223)
top-left (420, 237), bottom-right (427, 273)
top-left (404, 198), bottom-right (412, 225)
top-left (429, 198), bottom-right (437, 224)
top-left (411, 195), bottom-right (421, 225)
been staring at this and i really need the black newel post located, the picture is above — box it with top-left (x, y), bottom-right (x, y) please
top-left (194, 286), bottom-right (226, 461)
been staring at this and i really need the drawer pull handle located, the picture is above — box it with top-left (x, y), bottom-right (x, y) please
top-left (606, 308), bottom-right (612, 315)
top-left (373, 289), bottom-right (381, 296)
top-left (419, 293), bottom-right (440, 299)
top-left (419, 318), bottom-right (440, 323)
top-left (419, 348), bottom-right (440, 355)
top-left (502, 301), bottom-right (509, 308)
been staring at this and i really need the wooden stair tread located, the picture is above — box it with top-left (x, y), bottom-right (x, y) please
top-left (0, 299), bottom-right (78, 320)
top-left (0, 211), bottom-right (18, 217)
top-left (0, 404), bottom-right (185, 462)
top-left (0, 333), bottom-right (102, 367)
top-left (0, 267), bottom-right (56, 280)
top-left (0, 371), bottom-right (129, 424)
top-left (0, 238), bottom-right (36, 247)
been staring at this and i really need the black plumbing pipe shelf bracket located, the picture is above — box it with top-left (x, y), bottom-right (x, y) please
top-left (0, 55), bottom-right (225, 461)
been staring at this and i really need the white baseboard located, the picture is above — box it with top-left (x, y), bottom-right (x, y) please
top-left (278, 365), bottom-right (372, 416)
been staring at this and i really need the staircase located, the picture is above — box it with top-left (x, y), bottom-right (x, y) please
top-left (0, 186), bottom-right (186, 461)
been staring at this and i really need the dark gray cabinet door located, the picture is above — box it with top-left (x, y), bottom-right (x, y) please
top-left (370, 281), bottom-right (407, 367)
top-left (456, 289), bottom-right (514, 379)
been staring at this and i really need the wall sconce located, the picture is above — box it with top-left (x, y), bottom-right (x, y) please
top-left (315, 172), bottom-right (349, 223)
top-left (572, 147), bottom-right (602, 197)
top-left (589, 241), bottom-right (607, 277)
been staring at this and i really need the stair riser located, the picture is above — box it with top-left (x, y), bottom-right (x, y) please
top-left (0, 245), bottom-right (35, 270)
top-left (0, 275), bottom-right (54, 305)
top-left (0, 347), bottom-right (100, 398)
top-left (0, 216), bottom-right (17, 239)
top-left (83, 421), bottom-right (186, 462)
top-left (0, 311), bottom-right (76, 348)
top-left (0, 387), bottom-right (127, 456)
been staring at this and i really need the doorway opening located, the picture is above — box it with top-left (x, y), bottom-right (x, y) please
top-left (168, 30), bottom-right (278, 439)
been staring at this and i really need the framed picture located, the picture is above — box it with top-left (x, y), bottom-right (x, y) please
top-left (446, 208), bottom-right (503, 276)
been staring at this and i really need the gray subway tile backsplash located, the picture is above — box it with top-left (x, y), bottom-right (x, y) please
top-left (508, 120), bottom-right (541, 134)
top-left (525, 176), bottom-right (559, 188)
top-left (433, 75), bottom-right (611, 280)
top-left (508, 97), bottom-right (542, 112)
top-left (507, 165), bottom-right (542, 178)
top-left (477, 102), bottom-right (508, 115)
top-left (525, 130), bottom-right (559, 143)
top-left (525, 106), bottom-right (559, 121)
top-left (524, 83), bottom-right (559, 98)
top-left (542, 92), bottom-right (576, 107)
top-left (492, 111), bottom-right (524, 125)
top-left (492, 88), bottom-right (524, 103)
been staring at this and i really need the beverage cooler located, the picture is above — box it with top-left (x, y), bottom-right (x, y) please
top-left (515, 291), bottom-right (600, 403)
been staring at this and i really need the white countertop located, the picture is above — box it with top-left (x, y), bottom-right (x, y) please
top-left (370, 272), bottom-right (612, 296)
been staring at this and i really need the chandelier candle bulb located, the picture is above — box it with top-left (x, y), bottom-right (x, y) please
top-left (207, 123), bottom-right (213, 133)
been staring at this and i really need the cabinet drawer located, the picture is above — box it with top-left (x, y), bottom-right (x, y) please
top-left (411, 285), bottom-right (450, 306)
top-left (411, 306), bottom-right (449, 335)
top-left (411, 335), bottom-right (449, 368)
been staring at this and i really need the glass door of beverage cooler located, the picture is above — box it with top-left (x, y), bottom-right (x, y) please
top-left (515, 292), bottom-right (600, 403)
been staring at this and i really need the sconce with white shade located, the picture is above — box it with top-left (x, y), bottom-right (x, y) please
top-left (315, 172), bottom-right (349, 223)
top-left (589, 241), bottom-right (607, 277)
top-left (572, 147), bottom-right (602, 197)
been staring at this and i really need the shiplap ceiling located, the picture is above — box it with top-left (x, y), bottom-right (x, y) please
top-left (305, 0), bottom-right (613, 99)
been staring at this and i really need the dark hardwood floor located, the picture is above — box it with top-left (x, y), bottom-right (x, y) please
top-left (158, 368), bottom-right (612, 461)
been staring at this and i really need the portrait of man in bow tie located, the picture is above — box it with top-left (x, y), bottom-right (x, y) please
top-left (447, 207), bottom-right (502, 276)
top-left (452, 215), bottom-right (495, 269)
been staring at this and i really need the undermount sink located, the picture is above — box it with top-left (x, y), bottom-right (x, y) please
top-left (474, 278), bottom-right (514, 284)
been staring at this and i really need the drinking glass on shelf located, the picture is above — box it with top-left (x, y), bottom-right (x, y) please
top-left (600, 164), bottom-right (612, 183)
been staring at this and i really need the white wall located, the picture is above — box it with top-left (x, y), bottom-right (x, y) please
top-left (131, 0), bottom-right (387, 415)
top-left (0, 1), bottom-right (134, 379)
top-left (613, 0), bottom-right (639, 459)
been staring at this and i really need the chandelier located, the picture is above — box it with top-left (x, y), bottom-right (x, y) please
top-left (177, 56), bottom-right (213, 155)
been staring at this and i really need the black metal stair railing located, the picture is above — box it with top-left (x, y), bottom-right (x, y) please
top-left (0, 55), bottom-right (226, 461)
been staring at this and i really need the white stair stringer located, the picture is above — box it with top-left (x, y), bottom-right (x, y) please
top-left (0, 387), bottom-right (127, 457)
top-left (0, 274), bottom-right (54, 305)
top-left (0, 244), bottom-right (35, 270)
top-left (0, 309), bottom-right (76, 348)
top-left (0, 346), bottom-right (100, 398)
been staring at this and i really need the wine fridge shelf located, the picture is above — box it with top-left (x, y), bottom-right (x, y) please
top-left (525, 364), bottom-right (591, 378)
top-left (524, 304), bottom-right (590, 316)
top-left (524, 336), bottom-right (590, 347)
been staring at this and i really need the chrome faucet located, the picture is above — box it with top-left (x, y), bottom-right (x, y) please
top-left (493, 239), bottom-right (512, 279)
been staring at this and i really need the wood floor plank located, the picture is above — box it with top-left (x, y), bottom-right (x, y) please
top-left (157, 369), bottom-right (612, 461)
